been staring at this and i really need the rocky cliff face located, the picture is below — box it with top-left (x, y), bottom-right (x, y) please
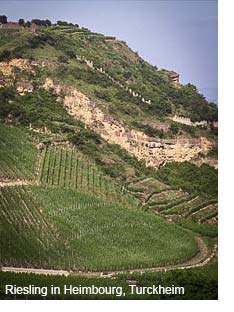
top-left (0, 59), bottom-right (33, 76)
top-left (0, 58), bottom-right (51, 76)
top-left (44, 78), bottom-right (216, 168)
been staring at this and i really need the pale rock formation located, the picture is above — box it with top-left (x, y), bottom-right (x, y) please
top-left (16, 81), bottom-right (33, 95)
top-left (168, 71), bottom-right (180, 88)
top-left (0, 59), bottom-right (33, 76)
top-left (0, 59), bottom-right (51, 77)
top-left (43, 78), bottom-right (216, 168)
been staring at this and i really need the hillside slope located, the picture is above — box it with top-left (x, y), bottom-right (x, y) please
top-left (0, 21), bottom-right (218, 299)
top-left (0, 25), bottom-right (218, 121)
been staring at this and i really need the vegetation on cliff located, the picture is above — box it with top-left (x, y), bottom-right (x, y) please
top-left (156, 162), bottom-right (218, 198)
top-left (0, 24), bottom-right (218, 124)
top-left (0, 20), bottom-right (218, 300)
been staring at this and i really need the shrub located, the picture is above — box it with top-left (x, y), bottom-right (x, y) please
top-left (0, 15), bottom-right (7, 24)
top-left (94, 89), bottom-right (112, 102)
top-left (156, 162), bottom-right (218, 198)
top-left (0, 49), bottom-right (11, 61)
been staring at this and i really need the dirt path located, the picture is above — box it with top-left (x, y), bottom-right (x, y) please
top-left (0, 170), bottom-right (217, 278)
top-left (1, 267), bottom-right (69, 276)
top-left (0, 180), bottom-right (33, 188)
top-left (0, 237), bottom-right (217, 278)
top-left (133, 177), bottom-right (152, 185)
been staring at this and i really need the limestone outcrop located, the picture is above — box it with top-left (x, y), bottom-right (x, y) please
top-left (0, 59), bottom-right (51, 76)
top-left (0, 59), bottom-right (33, 76)
top-left (44, 78), bottom-right (216, 168)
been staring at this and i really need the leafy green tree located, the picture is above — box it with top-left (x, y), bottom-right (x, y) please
top-left (45, 19), bottom-right (52, 26)
top-left (57, 20), bottom-right (68, 26)
top-left (170, 122), bottom-right (179, 135)
top-left (156, 162), bottom-right (218, 198)
top-left (25, 21), bottom-right (31, 27)
top-left (18, 18), bottom-right (25, 26)
top-left (0, 49), bottom-right (11, 61)
top-left (0, 15), bottom-right (7, 24)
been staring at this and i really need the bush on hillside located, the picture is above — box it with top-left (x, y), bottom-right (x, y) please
top-left (156, 162), bottom-right (218, 198)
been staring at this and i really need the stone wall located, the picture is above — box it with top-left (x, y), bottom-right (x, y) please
top-left (76, 55), bottom-right (151, 105)
top-left (0, 22), bottom-right (23, 30)
top-left (168, 71), bottom-right (180, 88)
top-left (169, 115), bottom-right (211, 127)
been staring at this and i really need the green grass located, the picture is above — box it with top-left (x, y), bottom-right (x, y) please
top-left (149, 189), bottom-right (186, 202)
top-left (184, 199), bottom-right (218, 217)
top-left (155, 162), bottom-right (218, 198)
top-left (176, 219), bottom-right (218, 238)
top-left (199, 210), bottom-right (218, 223)
top-left (162, 197), bottom-right (217, 217)
top-left (162, 197), bottom-right (204, 215)
top-left (149, 195), bottom-right (195, 212)
top-left (128, 178), bottom-right (169, 201)
top-left (0, 185), bottom-right (199, 271)
top-left (0, 122), bottom-right (36, 180)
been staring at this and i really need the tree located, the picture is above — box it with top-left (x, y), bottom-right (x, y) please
top-left (57, 21), bottom-right (68, 26)
top-left (25, 21), bottom-right (31, 27)
top-left (0, 15), bottom-right (7, 24)
top-left (0, 49), bottom-right (11, 61)
top-left (169, 122), bottom-right (179, 135)
top-left (30, 19), bottom-right (51, 27)
top-left (45, 19), bottom-right (51, 26)
top-left (31, 19), bottom-right (41, 26)
top-left (57, 55), bottom-right (69, 64)
top-left (18, 18), bottom-right (25, 26)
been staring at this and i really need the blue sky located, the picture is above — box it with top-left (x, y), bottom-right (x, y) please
top-left (0, 0), bottom-right (218, 102)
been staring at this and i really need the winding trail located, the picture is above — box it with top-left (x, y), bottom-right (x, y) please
top-left (0, 171), bottom-right (217, 279)
top-left (0, 237), bottom-right (217, 278)
top-left (0, 179), bottom-right (32, 187)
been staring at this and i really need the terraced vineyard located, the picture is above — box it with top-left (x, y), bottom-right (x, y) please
top-left (188, 202), bottom-right (218, 224)
top-left (39, 145), bottom-right (138, 206)
top-left (0, 185), bottom-right (199, 271)
top-left (0, 123), bottom-right (36, 180)
top-left (127, 177), bottom-right (218, 234)
top-left (159, 195), bottom-right (218, 224)
top-left (0, 123), bottom-right (217, 274)
top-left (126, 177), bottom-right (170, 202)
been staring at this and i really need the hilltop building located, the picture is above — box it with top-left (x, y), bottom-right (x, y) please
top-left (0, 22), bottom-right (23, 29)
top-left (168, 71), bottom-right (180, 88)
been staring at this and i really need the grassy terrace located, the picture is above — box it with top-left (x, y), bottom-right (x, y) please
top-left (127, 174), bottom-right (217, 226)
